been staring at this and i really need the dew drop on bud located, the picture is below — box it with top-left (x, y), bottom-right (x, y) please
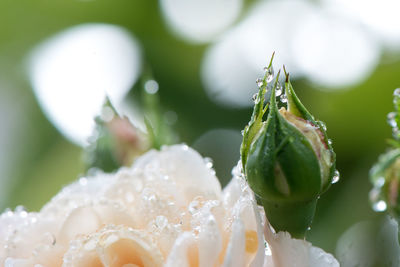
top-left (375, 176), bottom-right (385, 188)
top-left (256, 78), bottom-right (263, 88)
top-left (319, 121), bottom-right (327, 131)
top-left (280, 94), bottom-right (287, 103)
top-left (372, 200), bottom-right (387, 212)
top-left (275, 83), bottom-right (282, 96)
top-left (252, 93), bottom-right (258, 101)
top-left (264, 67), bottom-right (274, 83)
top-left (241, 130), bottom-right (244, 136)
top-left (332, 169), bottom-right (340, 184)
top-left (394, 88), bottom-right (400, 97)
top-left (387, 112), bottom-right (397, 128)
top-left (328, 139), bottom-right (333, 145)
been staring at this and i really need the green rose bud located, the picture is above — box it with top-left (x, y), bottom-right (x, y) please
top-left (369, 88), bottom-right (400, 220)
top-left (85, 99), bottom-right (150, 173)
top-left (241, 57), bottom-right (337, 238)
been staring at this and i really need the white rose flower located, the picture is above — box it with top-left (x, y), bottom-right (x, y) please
top-left (0, 144), bottom-right (339, 266)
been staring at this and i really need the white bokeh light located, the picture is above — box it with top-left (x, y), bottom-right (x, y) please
top-left (160, 0), bottom-right (243, 43)
top-left (323, 0), bottom-right (400, 50)
top-left (291, 12), bottom-right (380, 88)
top-left (201, 0), bottom-right (313, 108)
top-left (235, 0), bottom-right (315, 77)
top-left (202, 29), bottom-right (262, 108)
top-left (29, 23), bottom-right (142, 146)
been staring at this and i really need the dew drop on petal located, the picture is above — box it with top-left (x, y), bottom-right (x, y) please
top-left (155, 215), bottom-right (168, 230)
top-left (188, 200), bottom-right (200, 215)
top-left (79, 177), bottom-right (88, 186)
top-left (204, 157), bottom-right (213, 169)
top-left (132, 179), bottom-right (143, 192)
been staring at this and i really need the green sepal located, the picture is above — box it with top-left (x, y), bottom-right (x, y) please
top-left (241, 54), bottom-right (274, 170)
top-left (284, 69), bottom-right (336, 192)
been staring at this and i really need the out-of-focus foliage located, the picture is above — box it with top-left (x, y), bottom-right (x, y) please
top-left (0, 0), bottom-right (399, 258)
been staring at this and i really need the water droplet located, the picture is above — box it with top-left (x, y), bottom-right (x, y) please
top-left (144, 80), bottom-right (159, 94)
top-left (372, 200), bottom-right (387, 212)
top-left (265, 67), bottom-right (274, 83)
top-left (155, 215), bottom-right (168, 229)
top-left (252, 93), bottom-right (258, 101)
top-left (275, 83), bottom-right (282, 96)
top-left (280, 94), bottom-right (287, 103)
top-left (264, 242), bottom-right (272, 256)
top-left (105, 234), bottom-right (119, 246)
top-left (188, 200), bottom-right (200, 215)
top-left (241, 130), bottom-right (244, 136)
top-left (394, 88), bottom-right (400, 97)
top-left (328, 139), bottom-right (332, 145)
top-left (84, 239), bottom-right (97, 251)
top-left (79, 177), bottom-right (88, 186)
top-left (15, 205), bottom-right (26, 213)
top-left (132, 178), bottom-right (143, 192)
top-left (204, 157), bottom-right (213, 169)
top-left (387, 112), bottom-right (397, 127)
top-left (332, 170), bottom-right (340, 184)
top-left (256, 78), bottom-right (263, 88)
top-left (125, 192), bottom-right (134, 203)
top-left (307, 226), bottom-right (311, 231)
top-left (375, 176), bottom-right (385, 188)
top-left (182, 144), bottom-right (189, 151)
top-left (100, 106), bottom-right (115, 122)
top-left (15, 206), bottom-right (28, 218)
top-left (42, 232), bottom-right (56, 246)
top-left (319, 121), bottom-right (327, 131)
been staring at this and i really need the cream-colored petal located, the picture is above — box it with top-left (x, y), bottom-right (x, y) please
top-left (63, 225), bottom-right (163, 267)
top-left (132, 145), bottom-right (222, 204)
top-left (264, 224), bottom-right (339, 267)
top-left (58, 206), bottom-right (102, 245)
top-left (222, 218), bottom-right (246, 267)
top-left (198, 212), bottom-right (222, 267)
top-left (250, 203), bottom-right (266, 267)
top-left (165, 232), bottom-right (198, 267)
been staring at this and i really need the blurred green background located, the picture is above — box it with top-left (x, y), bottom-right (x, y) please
top-left (0, 0), bottom-right (399, 259)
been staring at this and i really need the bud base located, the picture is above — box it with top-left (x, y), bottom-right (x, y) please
top-left (261, 198), bottom-right (318, 239)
